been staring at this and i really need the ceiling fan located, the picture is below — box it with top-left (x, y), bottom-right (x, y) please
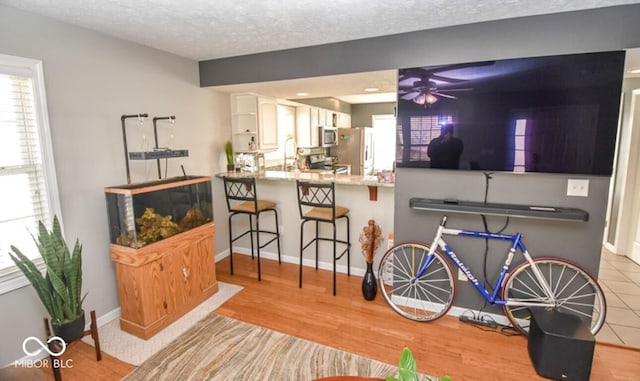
top-left (398, 61), bottom-right (494, 107)
top-left (404, 79), bottom-right (467, 106)
top-left (399, 76), bottom-right (471, 107)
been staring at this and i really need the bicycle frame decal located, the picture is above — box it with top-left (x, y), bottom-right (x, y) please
top-left (434, 227), bottom-right (528, 305)
top-left (443, 243), bottom-right (480, 287)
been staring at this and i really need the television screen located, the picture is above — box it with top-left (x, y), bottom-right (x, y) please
top-left (395, 51), bottom-right (626, 175)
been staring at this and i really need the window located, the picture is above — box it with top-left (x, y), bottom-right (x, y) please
top-left (397, 115), bottom-right (453, 164)
top-left (264, 105), bottom-right (296, 168)
top-left (0, 54), bottom-right (61, 294)
top-left (513, 119), bottom-right (527, 172)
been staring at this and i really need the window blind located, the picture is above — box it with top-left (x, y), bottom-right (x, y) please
top-left (407, 115), bottom-right (453, 162)
top-left (0, 56), bottom-right (59, 289)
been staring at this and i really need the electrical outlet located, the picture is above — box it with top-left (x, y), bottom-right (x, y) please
top-left (567, 179), bottom-right (589, 197)
top-left (458, 269), bottom-right (468, 281)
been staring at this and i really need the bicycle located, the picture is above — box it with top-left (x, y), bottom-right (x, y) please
top-left (377, 215), bottom-right (606, 335)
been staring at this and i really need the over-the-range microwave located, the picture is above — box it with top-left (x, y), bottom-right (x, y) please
top-left (318, 126), bottom-right (338, 147)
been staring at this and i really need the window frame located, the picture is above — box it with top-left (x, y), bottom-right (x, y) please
top-left (0, 53), bottom-right (62, 295)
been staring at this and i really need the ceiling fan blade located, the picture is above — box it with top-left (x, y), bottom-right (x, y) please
top-left (429, 74), bottom-right (466, 83)
top-left (431, 91), bottom-right (457, 99)
top-left (400, 91), bottom-right (420, 100)
top-left (399, 85), bottom-right (428, 91)
top-left (401, 60), bottom-right (496, 83)
top-left (438, 87), bottom-right (474, 92)
top-left (423, 60), bottom-right (496, 74)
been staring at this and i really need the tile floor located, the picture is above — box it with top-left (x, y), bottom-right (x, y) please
top-left (595, 248), bottom-right (640, 347)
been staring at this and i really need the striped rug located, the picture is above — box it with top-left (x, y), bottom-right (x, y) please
top-left (123, 314), bottom-right (400, 380)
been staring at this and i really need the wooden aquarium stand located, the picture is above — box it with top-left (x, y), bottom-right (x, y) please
top-left (110, 222), bottom-right (217, 339)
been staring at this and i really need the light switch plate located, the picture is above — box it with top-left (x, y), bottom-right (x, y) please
top-left (567, 179), bottom-right (589, 197)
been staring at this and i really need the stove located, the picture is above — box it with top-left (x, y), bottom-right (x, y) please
top-left (306, 154), bottom-right (326, 170)
top-left (298, 149), bottom-right (348, 175)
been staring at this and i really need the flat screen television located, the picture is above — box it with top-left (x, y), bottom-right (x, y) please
top-left (395, 51), bottom-right (626, 175)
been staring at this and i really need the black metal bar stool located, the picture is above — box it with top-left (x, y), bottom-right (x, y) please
top-left (296, 180), bottom-right (350, 295)
top-left (223, 176), bottom-right (281, 281)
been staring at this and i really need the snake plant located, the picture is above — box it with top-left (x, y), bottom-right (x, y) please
top-left (9, 216), bottom-right (86, 326)
top-left (386, 347), bottom-right (452, 381)
top-left (224, 140), bottom-right (234, 165)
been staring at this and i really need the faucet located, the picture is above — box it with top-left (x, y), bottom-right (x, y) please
top-left (283, 137), bottom-right (297, 171)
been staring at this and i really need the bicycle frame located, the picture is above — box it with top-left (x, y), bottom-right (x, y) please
top-left (416, 216), bottom-right (556, 308)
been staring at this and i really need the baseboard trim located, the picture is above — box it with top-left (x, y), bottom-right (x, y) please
top-left (90, 307), bottom-right (121, 329)
top-left (225, 248), bottom-right (366, 277)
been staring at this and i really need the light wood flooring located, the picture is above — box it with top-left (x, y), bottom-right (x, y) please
top-left (38, 254), bottom-right (640, 380)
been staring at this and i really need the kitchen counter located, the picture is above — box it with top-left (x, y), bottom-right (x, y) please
top-left (216, 170), bottom-right (395, 188)
top-left (212, 170), bottom-right (394, 278)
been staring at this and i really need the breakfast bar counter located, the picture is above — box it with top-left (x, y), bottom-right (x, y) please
top-left (215, 170), bottom-right (395, 188)
top-left (212, 170), bottom-right (395, 277)
top-left (216, 170), bottom-right (394, 201)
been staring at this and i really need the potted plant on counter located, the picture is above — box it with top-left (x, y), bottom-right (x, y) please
top-left (225, 140), bottom-right (235, 172)
top-left (10, 216), bottom-right (87, 343)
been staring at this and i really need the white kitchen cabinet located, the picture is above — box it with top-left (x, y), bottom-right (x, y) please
top-left (337, 112), bottom-right (351, 128)
top-left (318, 108), bottom-right (328, 127)
top-left (231, 93), bottom-right (278, 151)
top-left (296, 106), bottom-right (319, 147)
top-left (295, 105), bottom-right (351, 147)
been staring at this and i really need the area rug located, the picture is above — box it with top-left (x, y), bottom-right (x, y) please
top-left (83, 282), bottom-right (243, 366)
top-left (122, 314), bottom-right (402, 380)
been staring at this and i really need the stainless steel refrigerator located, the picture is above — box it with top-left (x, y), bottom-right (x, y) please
top-left (333, 127), bottom-right (374, 175)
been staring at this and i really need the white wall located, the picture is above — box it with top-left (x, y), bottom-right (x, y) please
top-left (0, 5), bottom-right (230, 364)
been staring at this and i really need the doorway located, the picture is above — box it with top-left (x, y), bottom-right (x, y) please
top-left (598, 87), bottom-right (640, 347)
top-left (372, 114), bottom-right (396, 171)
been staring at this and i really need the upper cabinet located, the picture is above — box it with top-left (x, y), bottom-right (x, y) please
top-left (336, 112), bottom-right (351, 128)
top-left (296, 106), bottom-right (319, 147)
top-left (231, 93), bottom-right (278, 152)
top-left (296, 105), bottom-right (350, 147)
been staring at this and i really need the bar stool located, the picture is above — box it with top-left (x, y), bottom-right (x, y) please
top-left (296, 180), bottom-right (350, 295)
top-left (223, 176), bottom-right (281, 281)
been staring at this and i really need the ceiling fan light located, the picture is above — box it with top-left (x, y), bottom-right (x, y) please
top-left (425, 93), bottom-right (439, 104)
top-left (412, 93), bottom-right (426, 105)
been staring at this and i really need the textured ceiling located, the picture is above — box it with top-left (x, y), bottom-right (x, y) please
top-left (3, 0), bottom-right (638, 104)
top-left (2, 0), bottom-right (639, 61)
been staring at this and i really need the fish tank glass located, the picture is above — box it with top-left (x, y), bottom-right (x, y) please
top-left (105, 176), bottom-right (213, 248)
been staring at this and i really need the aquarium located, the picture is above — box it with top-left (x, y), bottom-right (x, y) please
top-left (104, 176), bottom-right (213, 248)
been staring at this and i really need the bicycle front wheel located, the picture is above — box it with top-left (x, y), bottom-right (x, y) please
top-left (502, 257), bottom-right (606, 336)
top-left (378, 242), bottom-right (456, 321)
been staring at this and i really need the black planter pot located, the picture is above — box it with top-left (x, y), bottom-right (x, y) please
top-left (227, 164), bottom-right (235, 172)
top-left (362, 262), bottom-right (378, 301)
top-left (52, 311), bottom-right (85, 343)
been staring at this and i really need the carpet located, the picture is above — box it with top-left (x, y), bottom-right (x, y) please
top-left (123, 314), bottom-right (401, 381)
top-left (83, 282), bottom-right (243, 366)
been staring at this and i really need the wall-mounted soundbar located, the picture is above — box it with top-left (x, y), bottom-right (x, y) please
top-left (409, 198), bottom-right (589, 222)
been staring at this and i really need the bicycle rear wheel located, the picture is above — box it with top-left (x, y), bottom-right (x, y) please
top-left (378, 242), bottom-right (456, 321)
top-left (502, 257), bottom-right (606, 336)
